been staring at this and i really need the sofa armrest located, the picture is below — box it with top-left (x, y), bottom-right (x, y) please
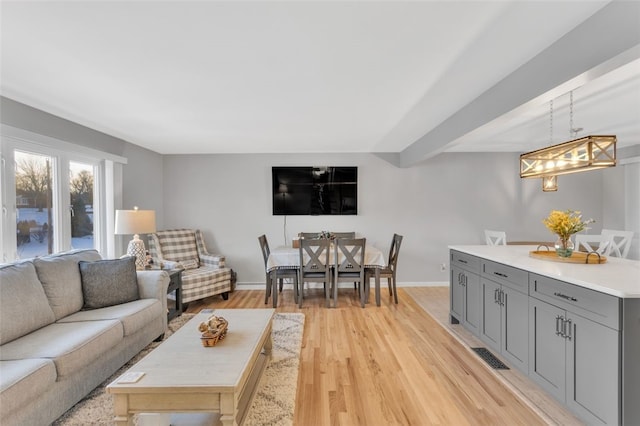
top-left (136, 270), bottom-right (170, 330)
top-left (200, 253), bottom-right (226, 268)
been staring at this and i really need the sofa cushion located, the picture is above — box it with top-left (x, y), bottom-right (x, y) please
top-left (0, 262), bottom-right (56, 345)
top-left (59, 299), bottom-right (163, 336)
top-left (155, 229), bottom-right (199, 262)
top-left (180, 258), bottom-right (199, 270)
top-left (181, 266), bottom-right (232, 303)
top-left (79, 257), bottom-right (140, 309)
top-left (0, 359), bottom-right (56, 419)
top-left (0, 320), bottom-right (122, 378)
top-left (33, 249), bottom-right (102, 320)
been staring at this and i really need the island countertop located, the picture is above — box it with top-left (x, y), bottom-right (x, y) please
top-left (449, 245), bottom-right (640, 298)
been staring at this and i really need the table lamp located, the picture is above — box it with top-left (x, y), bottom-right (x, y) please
top-left (115, 207), bottom-right (156, 269)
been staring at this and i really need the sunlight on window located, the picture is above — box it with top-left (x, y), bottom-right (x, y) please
top-left (15, 150), bottom-right (54, 259)
top-left (70, 162), bottom-right (95, 250)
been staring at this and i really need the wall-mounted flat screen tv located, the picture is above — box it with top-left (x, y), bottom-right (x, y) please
top-left (272, 166), bottom-right (357, 215)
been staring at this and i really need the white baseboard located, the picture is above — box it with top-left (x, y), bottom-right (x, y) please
top-left (235, 281), bottom-right (449, 290)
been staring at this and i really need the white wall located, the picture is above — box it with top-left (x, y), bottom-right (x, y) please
top-left (161, 152), bottom-right (604, 286)
top-left (3, 96), bottom-right (635, 276)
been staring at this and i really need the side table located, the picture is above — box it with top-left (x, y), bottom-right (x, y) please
top-left (166, 269), bottom-right (183, 321)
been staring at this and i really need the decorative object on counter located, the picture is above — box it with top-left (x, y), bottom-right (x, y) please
top-left (319, 230), bottom-right (334, 240)
top-left (529, 249), bottom-right (607, 264)
top-left (198, 314), bottom-right (229, 347)
top-left (542, 209), bottom-right (594, 258)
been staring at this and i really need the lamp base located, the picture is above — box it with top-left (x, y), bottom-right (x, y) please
top-left (127, 235), bottom-right (147, 270)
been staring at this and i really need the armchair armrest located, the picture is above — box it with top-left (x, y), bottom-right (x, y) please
top-left (200, 253), bottom-right (226, 268)
top-left (136, 270), bottom-right (170, 330)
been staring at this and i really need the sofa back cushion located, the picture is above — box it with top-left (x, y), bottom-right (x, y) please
top-left (0, 262), bottom-right (56, 345)
top-left (33, 249), bottom-right (102, 320)
top-left (152, 229), bottom-right (199, 263)
top-left (79, 256), bottom-right (140, 309)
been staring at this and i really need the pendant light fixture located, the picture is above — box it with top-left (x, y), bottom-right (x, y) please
top-left (520, 91), bottom-right (616, 181)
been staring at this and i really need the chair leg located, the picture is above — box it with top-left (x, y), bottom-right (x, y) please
top-left (221, 292), bottom-right (229, 301)
top-left (272, 275), bottom-right (278, 308)
top-left (279, 278), bottom-right (284, 293)
top-left (392, 276), bottom-right (398, 304)
top-left (298, 277), bottom-right (304, 308)
top-left (264, 274), bottom-right (271, 304)
top-left (387, 277), bottom-right (393, 296)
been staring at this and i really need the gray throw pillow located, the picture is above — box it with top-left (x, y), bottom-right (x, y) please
top-left (79, 257), bottom-right (140, 309)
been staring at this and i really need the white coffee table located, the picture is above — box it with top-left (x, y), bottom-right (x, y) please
top-left (107, 308), bottom-right (275, 426)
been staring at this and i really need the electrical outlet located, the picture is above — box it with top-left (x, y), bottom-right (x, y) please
top-left (440, 263), bottom-right (447, 272)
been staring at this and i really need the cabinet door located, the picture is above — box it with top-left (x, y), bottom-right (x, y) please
top-left (501, 287), bottom-right (528, 372)
top-left (529, 298), bottom-right (566, 402)
top-left (480, 278), bottom-right (501, 351)
top-left (450, 266), bottom-right (464, 323)
top-left (566, 313), bottom-right (620, 425)
top-left (463, 271), bottom-right (481, 336)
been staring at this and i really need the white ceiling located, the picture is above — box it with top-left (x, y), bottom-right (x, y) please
top-left (1, 1), bottom-right (639, 161)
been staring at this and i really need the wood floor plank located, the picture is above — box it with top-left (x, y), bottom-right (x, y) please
top-left (186, 287), bottom-right (549, 425)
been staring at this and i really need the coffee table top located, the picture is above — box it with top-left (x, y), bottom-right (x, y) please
top-left (107, 308), bottom-right (275, 393)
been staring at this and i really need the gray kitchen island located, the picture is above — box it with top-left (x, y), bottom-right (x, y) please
top-left (449, 244), bottom-right (640, 426)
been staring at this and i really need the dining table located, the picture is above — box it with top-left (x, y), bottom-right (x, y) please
top-left (266, 244), bottom-right (387, 308)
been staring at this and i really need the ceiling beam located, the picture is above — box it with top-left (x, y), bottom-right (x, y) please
top-left (388, 0), bottom-right (640, 168)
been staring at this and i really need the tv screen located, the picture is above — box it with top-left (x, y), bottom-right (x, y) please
top-left (272, 167), bottom-right (357, 215)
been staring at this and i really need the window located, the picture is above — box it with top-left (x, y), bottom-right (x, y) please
top-left (1, 126), bottom-right (124, 262)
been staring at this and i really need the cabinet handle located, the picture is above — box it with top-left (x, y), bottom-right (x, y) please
top-left (458, 259), bottom-right (468, 264)
top-left (494, 288), bottom-right (499, 304)
top-left (555, 315), bottom-right (564, 336)
top-left (554, 292), bottom-right (578, 302)
top-left (463, 275), bottom-right (467, 286)
top-left (500, 289), bottom-right (505, 306)
top-left (564, 319), bottom-right (572, 341)
top-left (493, 271), bottom-right (508, 279)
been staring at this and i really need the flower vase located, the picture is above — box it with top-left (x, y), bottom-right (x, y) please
top-left (555, 236), bottom-right (575, 258)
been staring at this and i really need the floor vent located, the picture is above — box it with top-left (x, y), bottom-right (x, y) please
top-left (471, 347), bottom-right (510, 370)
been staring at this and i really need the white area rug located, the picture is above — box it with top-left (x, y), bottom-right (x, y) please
top-left (53, 312), bottom-right (304, 426)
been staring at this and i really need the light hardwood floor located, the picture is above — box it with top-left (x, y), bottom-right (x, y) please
top-left (185, 286), bottom-right (568, 425)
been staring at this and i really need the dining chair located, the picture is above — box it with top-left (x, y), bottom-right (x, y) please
top-left (334, 238), bottom-right (366, 308)
top-left (485, 230), bottom-right (507, 245)
top-left (298, 238), bottom-right (332, 308)
top-left (331, 232), bottom-right (356, 239)
top-left (601, 229), bottom-right (634, 258)
top-left (258, 234), bottom-right (298, 307)
top-left (575, 234), bottom-right (615, 257)
top-left (298, 232), bottom-right (321, 239)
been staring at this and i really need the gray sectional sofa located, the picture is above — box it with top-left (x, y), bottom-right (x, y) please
top-left (0, 249), bottom-right (170, 426)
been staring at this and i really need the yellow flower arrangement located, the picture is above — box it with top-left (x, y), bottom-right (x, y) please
top-left (543, 209), bottom-right (594, 240)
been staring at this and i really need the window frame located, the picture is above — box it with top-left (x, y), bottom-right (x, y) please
top-left (1, 125), bottom-right (126, 262)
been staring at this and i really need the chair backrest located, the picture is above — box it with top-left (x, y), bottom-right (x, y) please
top-left (299, 232), bottom-right (321, 239)
top-left (258, 234), bottom-right (270, 267)
top-left (332, 232), bottom-right (356, 239)
top-left (601, 229), bottom-right (634, 258)
top-left (335, 238), bottom-right (366, 276)
top-left (575, 234), bottom-right (614, 256)
top-left (485, 230), bottom-right (507, 246)
top-left (388, 234), bottom-right (403, 271)
top-left (149, 229), bottom-right (200, 263)
top-left (299, 238), bottom-right (331, 277)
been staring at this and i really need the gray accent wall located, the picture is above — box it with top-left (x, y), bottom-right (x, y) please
top-left (161, 152), bottom-right (604, 286)
top-left (2, 96), bottom-right (637, 284)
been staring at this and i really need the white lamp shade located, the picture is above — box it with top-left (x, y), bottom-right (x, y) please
top-left (115, 209), bottom-right (156, 235)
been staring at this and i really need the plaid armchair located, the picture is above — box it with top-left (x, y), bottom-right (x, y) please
top-left (148, 229), bottom-right (233, 303)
